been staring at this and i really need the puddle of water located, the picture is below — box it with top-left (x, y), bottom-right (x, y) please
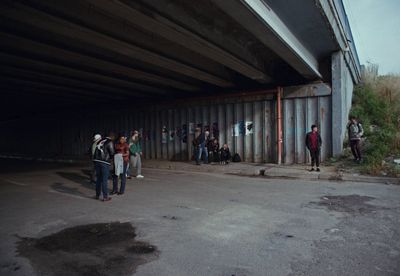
top-left (17, 222), bottom-right (158, 276)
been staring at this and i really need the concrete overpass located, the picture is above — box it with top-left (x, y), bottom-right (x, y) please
top-left (0, 0), bottom-right (360, 163)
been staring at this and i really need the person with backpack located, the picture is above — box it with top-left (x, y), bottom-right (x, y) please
top-left (305, 124), bottom-right (322, 172)
top-left (347, 116), bottom-right (364, 163)
top-left (129, 130), bottom-right (144, 179)
top-left (111, 134), bottom-right (129, 195)
top-left (93, 132), bottom-right (115, 201)
top-left (90, 134), bottom-right (102, 184)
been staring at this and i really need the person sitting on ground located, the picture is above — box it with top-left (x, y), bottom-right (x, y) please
top-left (208, 138), bottom-right (220, 163)
top-left (111, 134), bottom-right (129, 195)
top-left (305, 124), bottom-right (322, 172)
top-left (219, 143), bottom-right (231, 165)
top-left (130, 130), bottom-right (144, 179)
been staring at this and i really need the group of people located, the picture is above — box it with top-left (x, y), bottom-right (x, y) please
top-left (90, 131), bottom-right (144, 201)
top-left (192, 128), bottom-right (231, 165)
top-left (305, 116), bottom-right (364, 172)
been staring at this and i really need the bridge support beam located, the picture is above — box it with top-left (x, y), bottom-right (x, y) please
top-left (332, 51), bottom-right (354, 156)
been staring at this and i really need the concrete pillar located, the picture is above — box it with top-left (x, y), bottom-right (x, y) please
top-left (332, 51), bottom-right (354, 156)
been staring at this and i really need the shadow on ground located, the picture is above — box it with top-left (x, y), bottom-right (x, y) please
top-left (17, 222), bottom-right (158, 276)
top-left (56, 171), bottom-right (94, 190)
top-left (51, 182), bottom-right (92, 199)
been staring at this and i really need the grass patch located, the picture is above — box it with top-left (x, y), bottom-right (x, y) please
top-left (348, 70), bottom-right (400, 176)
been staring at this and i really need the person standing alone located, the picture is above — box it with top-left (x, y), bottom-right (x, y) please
top-left (347, 116), bottom-right (364, 163)
top-left (305, 125), bottom-right (322, 172)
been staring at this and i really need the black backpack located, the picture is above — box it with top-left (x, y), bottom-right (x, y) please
top-left (232, 153), bottom-right (241, 162)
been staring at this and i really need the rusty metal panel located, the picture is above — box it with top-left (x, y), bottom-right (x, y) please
top-left (226, 103), bottom-right (234, 153)
top-left (145, 112), bottom-right (151, 160)
top-left (244, 102), bottom-right (253, 162)
top-left (319, 96), bottom-right (332, 161)
top-left (150, 109), bottom-right (156, 159)
top-left (234, 103), bottom-right (243, 158)
top-left (180, 108), bottom-right (187, 161)
top-left (294, 98), bottom-right (306, 163)
top-left (253, 101), bottom-right (263, 163)
top-left (0, 89), bottom-right (334, 165)
top-left (283, 99), bottom-right (295, 164)
top-left (187, 107), bottom-right (194, 160)
top-left (155, 109), bottom-right (161, 159)
top-left (173, 109), bottom-right (180, 161)
top-left (210, 105), bottom-right (217, 139)
top-left (218, 104), bottom-right (226, 148)
top-left (161, 109), bottom-right (168, 159)
top-left (167, 109), bottom-right (173, 160)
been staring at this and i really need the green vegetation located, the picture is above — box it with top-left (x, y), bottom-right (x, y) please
top-left (349, 67), bottom-right (400, 176)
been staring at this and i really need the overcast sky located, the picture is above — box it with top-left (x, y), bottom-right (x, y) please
top-left (343, 0), bottom-right (400, 75)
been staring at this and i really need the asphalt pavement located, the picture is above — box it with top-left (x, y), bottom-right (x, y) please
top-left (0, 162), bottom-right (399, 275)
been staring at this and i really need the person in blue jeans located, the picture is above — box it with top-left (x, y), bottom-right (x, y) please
top-left (111, 134), bottom-right (129, 195)
top-left (93, 133), bottom-right (115, 201)
top-left (195, 130), bottom-right (210, 165)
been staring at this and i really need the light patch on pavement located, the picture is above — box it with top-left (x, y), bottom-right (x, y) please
top-left (195, 204), bottom-right (284, 241)
top-left (3, 179), bottom-right (28, 186)
top-left (48, 189), bottom-right (85, 200)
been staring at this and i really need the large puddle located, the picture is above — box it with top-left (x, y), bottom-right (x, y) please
top-left (17, 222), bottom-right (157, 276)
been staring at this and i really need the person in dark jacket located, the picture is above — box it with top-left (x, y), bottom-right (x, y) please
top-left (93, 132), bottom-right (115, 201)
top-left (195, 130), bottom-right (209, 165)
top-left (89, 134), bottom-right (102, 184)
top-left (347, 116), bottom-right (364, 163)
top-left (219, 143), bottom-right (231, 165)
top-left (305, 125), bottom-right (322, 172)
top-left (208, 138), bottom-right (220, 163)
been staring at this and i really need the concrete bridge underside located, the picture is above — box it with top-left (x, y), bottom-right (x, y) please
top-left (0, 0), bottom-right (360, 162)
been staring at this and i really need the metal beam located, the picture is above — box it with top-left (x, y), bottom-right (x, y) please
top-left (1, 88), bottom-right (92, 104)
top-left (213, 0), bottom-right (322, 79)
top-left (85, 0), bottom-right (272, 83)
top-left (0, 1), bottom-right (233, 87)
top-left (0, 52), bottom-right (164, 97)
top-left (0, 77), bottom-right (124, 101)
top-left (0, 66), bottom-right (155, 100)
top-left (0, 31), bottom-right (199, 92)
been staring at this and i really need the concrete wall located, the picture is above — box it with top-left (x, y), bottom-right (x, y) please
top-left (332, 51), bottom-right (354, 156)
top-left (0, 84), bottom-right (332, 164)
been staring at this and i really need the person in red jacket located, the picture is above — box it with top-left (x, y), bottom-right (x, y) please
top-left (111, 134), bottom-right (130, 195)
top-left (305, 125), bottom-right (322, 172)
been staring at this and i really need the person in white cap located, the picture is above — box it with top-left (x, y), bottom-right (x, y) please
top-left (90, 134), bottom-right (102, 183)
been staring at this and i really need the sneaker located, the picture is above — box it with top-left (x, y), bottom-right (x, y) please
top-left (316, 168), bottom-right (320, 172)
top-left (309, 168), bottom-right (315, 172)
top-left (102, 197), bottom-right (112, 202)
top-left (136, 175), bottom-right (144, 179)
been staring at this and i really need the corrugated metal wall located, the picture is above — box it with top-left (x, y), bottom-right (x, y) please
top-left (0, 84), bottom-right (332, 164)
